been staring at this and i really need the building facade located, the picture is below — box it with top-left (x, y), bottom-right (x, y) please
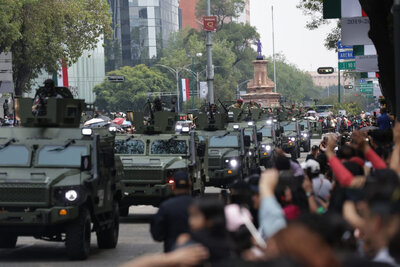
top-left (233, 0), bottom-right (250, 24)
top-left (106, 0), bottom-right (180, 71)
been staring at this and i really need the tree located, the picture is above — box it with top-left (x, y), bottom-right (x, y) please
top-left (298, 0), bottom-right (397, 113)
top-left (266, 54), bottom-right (323, 102)
top-left (196, 0), bottom-right (245, 30)
top-left (0, 0), bottom-right (112, 96)
top-left (94, 65), bottom-right (174, 112)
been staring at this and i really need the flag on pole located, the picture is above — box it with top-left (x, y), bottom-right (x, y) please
top-left (324, 0), bottom-right (367, 19)
top-left (181, 78), bottom-right (190, 102)
top-left (55, 60), bottom-right (69, 87)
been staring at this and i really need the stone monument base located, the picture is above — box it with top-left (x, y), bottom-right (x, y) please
top-left (242, 92), bottom-right (280, 108)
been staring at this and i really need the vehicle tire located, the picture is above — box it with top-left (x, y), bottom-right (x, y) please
top-left (0, 235), bottom-right (17, 248)
top-left (97, 203), bottom-right (119, 249)
top-left (297, 147), bottom-right (301, 158)
top-left (291, 149), bottom-right (297, 159)
top-left (303, 141), bottom-right (311, 152)
top-left (119, 206), bottom-right (129, 217)
top-left (65, 206), bottom-right (91, 260)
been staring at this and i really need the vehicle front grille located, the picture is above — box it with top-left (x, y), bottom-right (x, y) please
top-left (0, 183), bottom-right (48, 204)
top-left (208, 157), bottom-right (222, 168)
top-left (123, 170), bottom-right (165, 184)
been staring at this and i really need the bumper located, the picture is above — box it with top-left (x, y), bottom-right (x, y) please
top-left (0, 206), bottom-right (79, 226)
top-left (206, 168), bottom-right (239, 186)
top-left (300, 138), bottom-right (309, 146)
top-left (282, 143), bottom-right (295, 153)
top-left (121, 182), bottom-right (173, 206)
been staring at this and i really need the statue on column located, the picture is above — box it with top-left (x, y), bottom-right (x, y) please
top-left (256, 39), bottom-right (263, 60)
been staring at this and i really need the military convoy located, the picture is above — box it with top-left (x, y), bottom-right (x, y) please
top-left (0, 82), bottom-right (322, 260)
top-left (0, 96), bottom-right (122, 260)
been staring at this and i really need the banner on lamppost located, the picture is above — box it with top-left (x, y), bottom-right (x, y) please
top-left (181, 78), bottom-right (190, 102)
top-left (199, 82), bottom-right (208, 99)
top-left (203, 16), bottom-right (217, 31)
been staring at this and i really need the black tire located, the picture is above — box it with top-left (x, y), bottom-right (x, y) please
top-left (0, 235), bottom-right (17, 248)
top-left (291, 149), bottom-right (297, 159)
top-left (297, 147), bottom-right (301, 158)
top-left (97, 203), bottom-right (119, 249)
top-left (303, 141), bottom-right (311, 152)
top-left (119, 206), bottom-right (129, 217)
top-left (65, 206), bottom-right (91, 260)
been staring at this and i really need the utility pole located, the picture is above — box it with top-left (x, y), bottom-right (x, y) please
top-left (206, 0), bottom-right (214, 104)
top-left (394, 0), bottom-right (400, 119)
top-left (272, 6), bottom-right (277, 93)
top-left (338, 69), bottom-right (341, 103)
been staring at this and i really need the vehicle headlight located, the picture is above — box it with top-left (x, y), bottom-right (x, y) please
top-left (265, 145), bottom-right (272, 151)
top-left (81, 128), bottom-right (93, 136)
top-left (247, 121), bottom-right (254, 126)
top-left (290, 137), bottom-right (296, 142)
top-left (65, 190), bottom-right (78, 202)
top-left (302, 133), bottom-right (308, 138)
top-left (273, 119), bottom-right (277, 123)
top-left (233, 124), bottom-right (240, 130)
top-left (175, 125), bottom-right (183, 131)
top-left (266, 120), bottom-right (272, 125)
top-left (230, 159), bottom-right (238, 168)
top-left (181, 126), bottom-right (190, 132)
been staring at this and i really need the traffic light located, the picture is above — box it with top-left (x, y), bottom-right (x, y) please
top-left (344, 85), bottom-right (354, 89)
top-left (107, 75), bottom-right (125, 83)
top-left (317, 67), bottom-right (334, 74)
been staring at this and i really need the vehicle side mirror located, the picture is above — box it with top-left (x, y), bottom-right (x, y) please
top-left (256, 132), bottom-right (263, 142)
top-left (81, 155), bottom-right (92, 171)
top-left (244, 135), bottom-right (251, 147)
top-left (300, 125), bottom-right (305, 131)
top-left (197, 142), bottom-right (206, 157)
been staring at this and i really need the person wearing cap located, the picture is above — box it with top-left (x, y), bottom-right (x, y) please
top-left (229, 99), bottom-right (243, 109)
top-left (150, 170), bottom-right (193, 252)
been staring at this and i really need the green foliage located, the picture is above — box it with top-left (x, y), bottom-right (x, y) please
top-left (0, 0), bottom-right (112, 95)
top-left (296, 0), bottom-right (340, 50)
top-left (266, 54), bottom-right (323, 102)
top-left (94, 65), bottom-right (174, 112)
top-left (196, 0), bottom-right (245, 30)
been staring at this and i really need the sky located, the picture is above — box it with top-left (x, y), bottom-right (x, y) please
top-left (250, 0), bottom-right (338, 71)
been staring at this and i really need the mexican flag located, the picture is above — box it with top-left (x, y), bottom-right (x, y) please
top-left (52, 60), bottom-right (69, 87)
top-left (181, 78), bottom-right (190, 102)
top-left (324, 0), bottom-right (367, 19)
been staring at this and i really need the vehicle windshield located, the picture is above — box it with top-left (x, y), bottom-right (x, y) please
top-left (299, 121), bottom-right (309, 130)
top-left (0, 145), bottom-right (30, 166)
top-left (283, 123), bottom-right (297, 131)
top-left (115, 139), bottom-right (145, 154)
top-left (151, 139), bottom-right (187, 154)
top-left (37, 146), bottom-right (88, 167)
top-left (244, 130), bottom-right (254, 141)
top-left (209, 135), bottom-right (239, 148)
top-left (258, 128), bottom-right (272, 137)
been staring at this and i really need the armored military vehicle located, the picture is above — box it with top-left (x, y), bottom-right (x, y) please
top-left (256, 118), bottom-right (277, 167)
top-left (195, 106), bottom-right (253, 187)
top-left (116, 108), bottom-right (206, 215)
top-left (279, 119), bottom-right (301, 159)
top-left (298, 119), bottom-right (311, 152)
top-left (0, 97), bottom-right (122, 260)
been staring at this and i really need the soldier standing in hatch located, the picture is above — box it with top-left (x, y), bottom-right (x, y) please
top-left (3, 99), bottom-right (9, 118)
top-left (229, 99), bottom-right (243, 109)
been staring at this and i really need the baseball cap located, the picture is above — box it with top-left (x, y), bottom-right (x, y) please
top-left (300, 159), bottom-right (320, 174)
top-left (173, 170), bottom-right (190, 188)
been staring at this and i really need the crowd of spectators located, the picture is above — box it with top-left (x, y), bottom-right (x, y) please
top-left (122, 112), bottom-right (400, 266)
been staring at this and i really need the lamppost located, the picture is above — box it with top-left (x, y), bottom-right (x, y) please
top-left (155, 64), bottom-right (196, 113)
top-left (188, 53), bottom-right (203, 109)
top-left (236, 80), bottom-right (251, 99)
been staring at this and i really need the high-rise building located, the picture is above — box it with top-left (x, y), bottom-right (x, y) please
top-left (106, 0), bottom-right (180, 71)
top-left (179, 0), bottom-right (250, 30)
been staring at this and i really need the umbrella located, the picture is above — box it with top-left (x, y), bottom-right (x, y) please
top-left (112, 118), bottom-right (125, 125)
top-left (307, 110), bottom-right (317, 114)
top-left (122, 120), bottom-right (132, 126)
top-left (84, 118), bottom-right (105, 126)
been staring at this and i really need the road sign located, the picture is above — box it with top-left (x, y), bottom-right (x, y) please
top-left (203, 16), bottom-right (217, 31)
top-left (360, 81), bottom-right (373, 93)
top-left (317, 67), bottom-right (334, 74)
top-left (337, 41), bottom-right (353, 50)
top-left (338, 51), bottom-right (355, 60)
top-left (107, 76), bottom-right (125, 83)
top-left (338, 61), bottom-right (355, 70)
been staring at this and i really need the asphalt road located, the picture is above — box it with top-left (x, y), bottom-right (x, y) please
top-left (0, 139), bottom-right (321, 267)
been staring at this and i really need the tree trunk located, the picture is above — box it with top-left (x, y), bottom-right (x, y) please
top-left (359, 0), bottom-right (395, 113)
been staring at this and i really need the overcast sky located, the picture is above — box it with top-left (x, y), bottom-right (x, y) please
top-left (250, 0), bottom-right (338, 71)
